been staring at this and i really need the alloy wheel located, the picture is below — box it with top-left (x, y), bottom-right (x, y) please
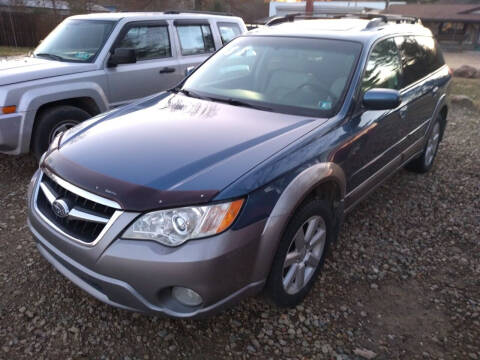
top-left (282, 215), bottom-right (327, 295)
top-left (425, 122), bottom-right (441, 167)
top-left (49, 120), bottom-right (78, 143)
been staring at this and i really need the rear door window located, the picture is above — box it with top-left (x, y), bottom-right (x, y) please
top-left (395, 36), bottom-right (428, 87)
top-left (116, 25), bottom-right (171, 61)
top-left (415, 36), bottom-right (446, 74)
top-left (176, 24), bottom-right (215, 56)
top-left (218, 22), bottom-right (242, 44)
top-left (362, 38), bottom-right (402, 92)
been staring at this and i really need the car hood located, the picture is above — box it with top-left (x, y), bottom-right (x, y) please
top-left (44, 93), bottom-right (324, 211)
top-left (0, 57), bottom-right (95, 86)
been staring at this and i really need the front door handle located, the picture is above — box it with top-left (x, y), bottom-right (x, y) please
top-left (159, 67), bottom-right (175, 74)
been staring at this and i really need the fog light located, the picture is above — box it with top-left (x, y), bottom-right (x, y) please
top-left (172, 286), bottom-right (203, 307)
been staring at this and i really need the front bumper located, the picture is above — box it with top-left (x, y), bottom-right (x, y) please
top-left (0, 112), bottom-right (24, 154)
top-left (27, 172), bottom-right (267, 318)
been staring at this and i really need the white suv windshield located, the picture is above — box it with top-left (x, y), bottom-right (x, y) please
top-left (34, 20), bottom-right (115, 63)
top-left (182, 36), bottom-right (362, 117)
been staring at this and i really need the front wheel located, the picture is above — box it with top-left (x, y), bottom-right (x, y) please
top-left (266, 199), bottom-right (335, 307)
top-left (406, 116), bottom-right (442, 173)
top-left (31, 105), bottom-right (91, 161)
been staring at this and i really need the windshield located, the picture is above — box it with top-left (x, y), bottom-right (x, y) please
top-left (181, 36), bottom-right (362, 117)
top-left (34, 20), bottom-right (115, 63)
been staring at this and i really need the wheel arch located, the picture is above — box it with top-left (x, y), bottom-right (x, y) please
top-left (251, 162), bottom-right (346, 284)
top-left (438, 104), bottom-right (448, 140)
top-left (18, 84), bottom-right (109, 153)
top-left (429, 94), bottom-right (449, 141)
top-left (35, 97), bottom-right (101, 118)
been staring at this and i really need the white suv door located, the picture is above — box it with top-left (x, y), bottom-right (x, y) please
top-left (106, 21), bottom-right (183, 106)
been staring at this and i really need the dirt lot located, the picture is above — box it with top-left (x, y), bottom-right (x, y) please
top-left (0, 98), bottom-right (479, 358)
top-left (0, 47), bottom-right (32, 59)
top-left (443, 51), bottom-right (480, 70)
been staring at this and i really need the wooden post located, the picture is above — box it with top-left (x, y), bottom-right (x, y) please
top-left (8, 9), bottom-right (18, 47)
top-left (306, 0), bottom-right (313, 15)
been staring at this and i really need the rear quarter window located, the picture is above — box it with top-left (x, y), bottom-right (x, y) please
top-left (217, 22), bottom-right (242, 45)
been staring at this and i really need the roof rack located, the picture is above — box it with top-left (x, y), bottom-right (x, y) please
top-left (265, 12), bottom-right (420, 28)
top-left (163, 10), bottom-right (234, 17)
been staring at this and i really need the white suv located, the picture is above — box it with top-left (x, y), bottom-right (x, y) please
top-left (0, 11), bottom-right (246, 158)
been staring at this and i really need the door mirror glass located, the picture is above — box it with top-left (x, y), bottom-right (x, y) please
top-left (108, 48), bottom-right (136, 67)
top-left (363, 88), bottom-right (401, 110)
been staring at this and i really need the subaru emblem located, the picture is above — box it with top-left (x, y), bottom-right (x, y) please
top-left (52, 199), bottom-right (70, 218)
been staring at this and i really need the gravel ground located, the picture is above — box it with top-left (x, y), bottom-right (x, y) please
top-left (0, 104), bottom-right (479, 360)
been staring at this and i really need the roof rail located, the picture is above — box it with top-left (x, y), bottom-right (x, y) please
top-left (163, 10), bottom-right (234, 17)
top-left (364, 14), bottom-right (420, 29)
top-left (265, 12), bottom-right (420, 28)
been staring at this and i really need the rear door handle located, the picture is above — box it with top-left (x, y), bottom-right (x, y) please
top-left (159, 67), bottom-right (175, 74)
top-left (432, 86), bottom-right (439, 95)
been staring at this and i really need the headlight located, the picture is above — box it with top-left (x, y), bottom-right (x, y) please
top-left (123, 199), bottom-right (244, 246)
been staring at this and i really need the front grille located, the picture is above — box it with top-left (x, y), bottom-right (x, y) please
top-left (35, 173), bottom-right (117, 244)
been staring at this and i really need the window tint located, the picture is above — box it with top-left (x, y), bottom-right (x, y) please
top-left (362, 38), bottom-right (402, 92)
top-left (176, 24), bottom-right (215, 56)
top-left (218, 22), bottom-right (241, 44)
top-left (394, 36), bottom-right (425, 86)
top-left (395, 36), bottom-right (445, 87)
top-left (117, 25), bottom-right (171, 61)
top-left (415, 36), bottom-right (445, 74)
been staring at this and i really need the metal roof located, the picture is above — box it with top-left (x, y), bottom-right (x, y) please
top-left (70, 11), bottom-right (242, 22)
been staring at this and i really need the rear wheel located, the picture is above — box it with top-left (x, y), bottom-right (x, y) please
top-left (266, 199), bottom-right (335, 307)
top-left (31, 105), bottom-right (91, 161)
top-left (406, 116), bottom-right (442, 173)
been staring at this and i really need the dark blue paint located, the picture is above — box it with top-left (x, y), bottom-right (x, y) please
top-left (45, 25), bottom-right (452, 223)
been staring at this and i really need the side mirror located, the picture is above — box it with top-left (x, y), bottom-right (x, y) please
top-left (108, 48), bottom-right (136, 67)
top-left (185, 65), bottom-right (196, 77)
top-left (363, 88), bottom-right (401, 110)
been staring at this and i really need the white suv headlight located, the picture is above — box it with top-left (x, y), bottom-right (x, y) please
top-left (123, 199), bottom-right (244, 247)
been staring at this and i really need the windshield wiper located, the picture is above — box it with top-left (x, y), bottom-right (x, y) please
top-left (171, 87), bottom-right (212, 101)
top-left (169, 87), bottom-right (272, 111)
top-left (35, 53), bottom-right (66, 62)
top-left (212, 97), bottom-right (273, 111)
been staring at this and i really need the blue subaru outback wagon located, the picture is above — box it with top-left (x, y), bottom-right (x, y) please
top-left (28, 13), bottom-right (451, 318)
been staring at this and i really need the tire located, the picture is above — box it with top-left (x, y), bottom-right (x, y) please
top-left (405, 115), bottom-right (443, 173)
top-left (31, 105), bottom-right (91, 161)
top-left (266, 198), bottom-right (336, 308)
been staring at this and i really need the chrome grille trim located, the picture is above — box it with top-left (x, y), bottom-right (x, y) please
top-left (43, 167), bottom-right (121, 209)
top-left (33, 171), bottom-right (124, 247)
top-left (38, 182), bottom-right (110, 224)
top-left (67, 208), bottom-right (110, 224)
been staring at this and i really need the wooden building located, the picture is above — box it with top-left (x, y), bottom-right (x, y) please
top-left (386, 4), bottom-right (480, 51)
